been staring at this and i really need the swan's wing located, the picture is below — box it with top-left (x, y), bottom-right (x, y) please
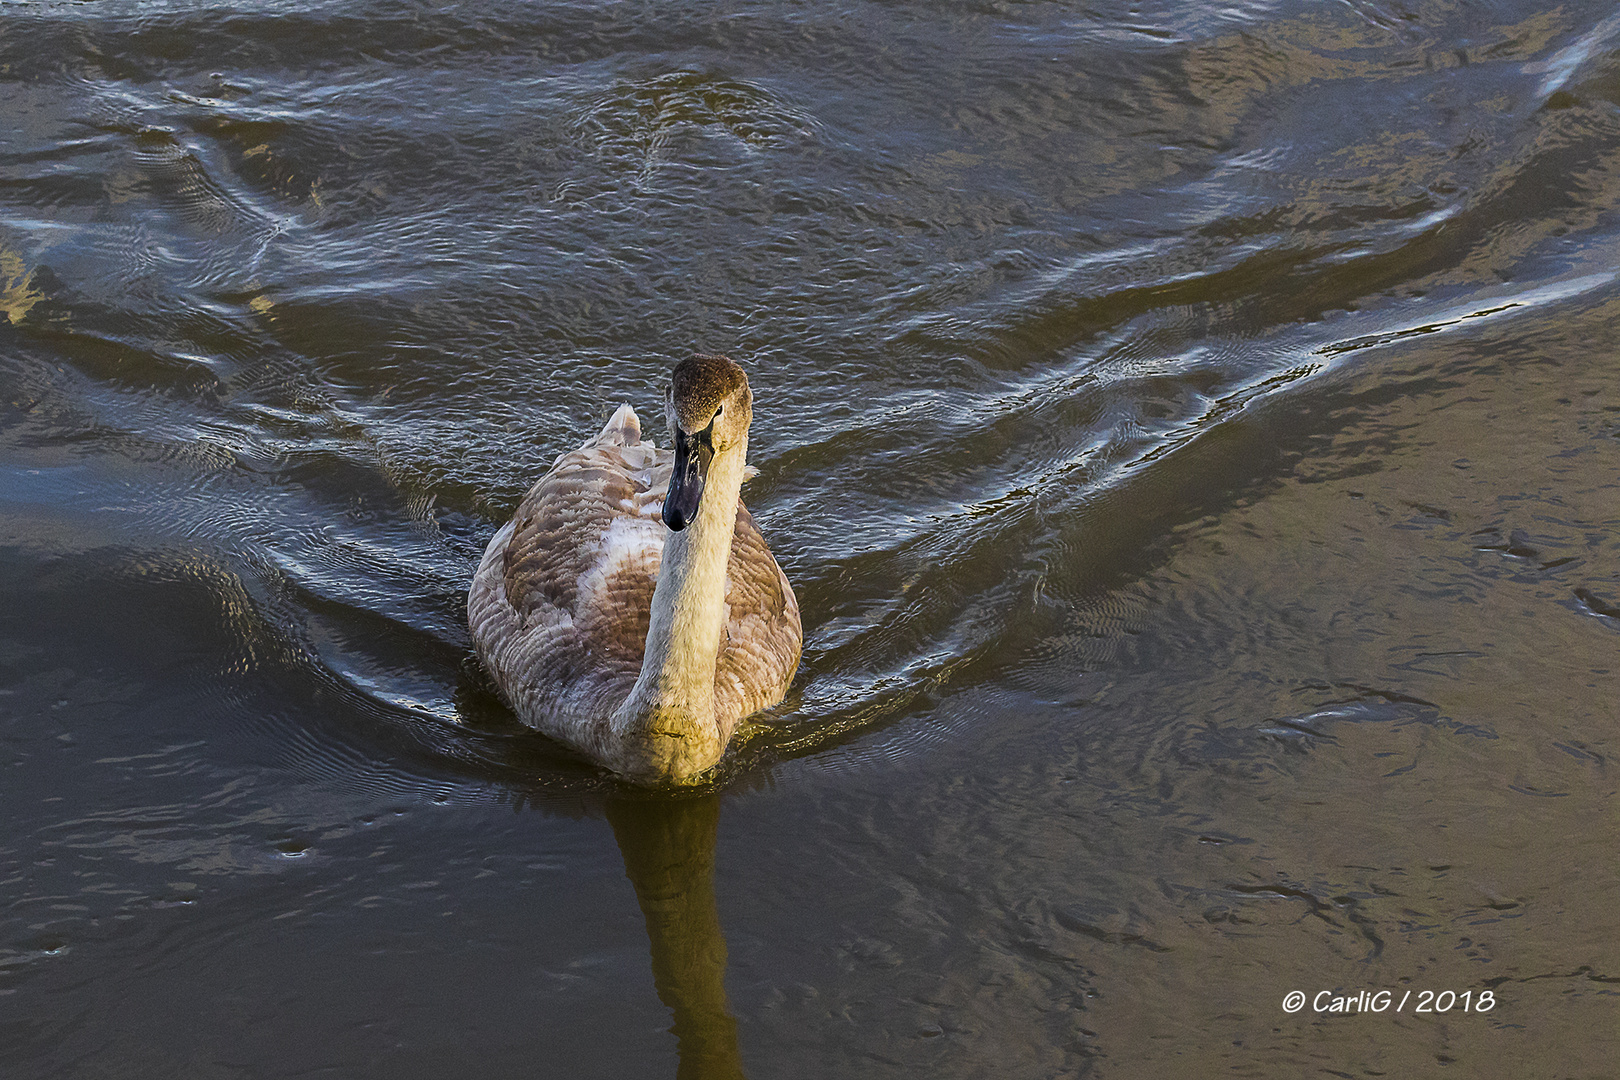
top-left (715, 502), bottom-right (802, 730)
top-left (501, 453), bottom-right (664, 652)
top-left (469, 415), bottom-right (667, 735)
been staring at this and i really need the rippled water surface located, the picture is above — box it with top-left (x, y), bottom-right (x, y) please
top-left (4, 1), bottom-right (1619, 1075)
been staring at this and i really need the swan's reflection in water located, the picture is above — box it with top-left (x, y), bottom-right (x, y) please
top-left (607, 794), bottom-right (748, 1080)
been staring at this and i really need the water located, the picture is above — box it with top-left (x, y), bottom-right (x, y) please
top-left (3, 1), bottom-right (1618, 1075)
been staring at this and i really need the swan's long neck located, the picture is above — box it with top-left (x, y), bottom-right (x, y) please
top-left (614, 436), bottom-right (746, 780)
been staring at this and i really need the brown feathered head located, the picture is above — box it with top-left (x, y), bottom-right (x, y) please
top-left (662, 354), bottom-right (753, 531)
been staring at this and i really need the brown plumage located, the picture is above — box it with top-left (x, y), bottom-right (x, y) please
top-left (468, 357), bottom-right (801, 784)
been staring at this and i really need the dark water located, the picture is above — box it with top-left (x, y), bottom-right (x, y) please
top-left (4, 1), bottom-right (1619, 1075)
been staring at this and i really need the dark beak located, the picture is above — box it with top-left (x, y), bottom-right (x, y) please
top-left (662, 426), bottom-right (713, 531)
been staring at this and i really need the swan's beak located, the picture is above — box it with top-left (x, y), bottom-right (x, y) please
top-left (662, 426), bottom-right (713, 531)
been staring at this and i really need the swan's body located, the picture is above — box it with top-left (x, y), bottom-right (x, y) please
top-left (468, 355), bottom-right (801, 784)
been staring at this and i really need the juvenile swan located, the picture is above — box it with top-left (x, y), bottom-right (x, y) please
top-left (468, 355), bottom-right (801, 784)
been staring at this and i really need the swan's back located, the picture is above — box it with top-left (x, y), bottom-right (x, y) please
top-left (468, 404), bottom-right (800, 754)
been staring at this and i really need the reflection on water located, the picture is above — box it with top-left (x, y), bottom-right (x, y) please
top-left (608, 795), bottom-right (746, 1080)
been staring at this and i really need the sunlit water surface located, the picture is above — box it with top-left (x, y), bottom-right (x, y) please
top-left (3, 1), bottom-right (1618, 1076)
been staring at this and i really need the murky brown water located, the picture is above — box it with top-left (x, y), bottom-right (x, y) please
top-left (3, 1), bottom-right (1618, 1076)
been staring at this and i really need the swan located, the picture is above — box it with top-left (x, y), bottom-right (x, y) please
top-left (468, 354), bottom-right (802, 784)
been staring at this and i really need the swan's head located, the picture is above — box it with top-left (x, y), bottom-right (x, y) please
top-left (662, 354), bottom-right (752, 532)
